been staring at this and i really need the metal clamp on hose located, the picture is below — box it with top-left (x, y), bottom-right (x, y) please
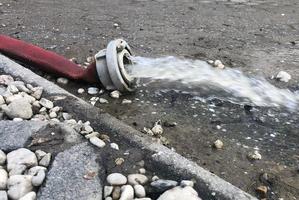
top-left (95, 39), bottom-right (136, 92)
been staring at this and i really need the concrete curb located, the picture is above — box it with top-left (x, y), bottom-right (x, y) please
top-left (0, 54), bottom-right (257, 200)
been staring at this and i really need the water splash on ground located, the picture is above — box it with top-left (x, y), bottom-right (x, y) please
top-left (129, 56), bottom-right (298, 110)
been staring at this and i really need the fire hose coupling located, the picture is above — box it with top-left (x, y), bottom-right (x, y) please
top-left (0, 35), bottom-right (136, 92)
top-left (95, 39), bottom-right (136, 92)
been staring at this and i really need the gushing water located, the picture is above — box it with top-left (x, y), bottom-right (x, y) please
top-left (130, 56), bottom-right (299, 110)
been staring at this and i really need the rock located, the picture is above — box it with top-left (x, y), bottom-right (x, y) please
top-left (0, 96), bottom-right (4, 105)
top-left (89, 137), bottom-right (106, 148)
top-left (151, 179), bottom-right (178, 192)
top-left (134, 184), bottom-right (146, 198)
top-left (276, 71), bottom-right (291, 82)
top-left (99, 98), bottom-right (109, 104)
top-left (0, 169), bottom-right (8, 189)
top-left (57, 77), bottom-right (68, 85)
top-left (151, 121), bottom-right (163, 135)
top-left (62, 112), bottom-right (72, 120)
top-left (113, 23), bottom-right (119, 28)
top-left (122, 99), bottom-right (132, 104)
top-left (35, 150), bottom-right (47, 161)
top-left (39, 153), bottom-right (51, 167)
top-left (151, 176), bottom-right (159, 182)
top-left (3, 99), bottom-right (33, 119)
top-left (13, 83), bottom-right (30, 94)
top-left (49, 112), bottom-right (57, 118)
top-left (50, 106), bottom-right (61, 113)
top-left (9, 164), bottom-right (26, 176)
top-left (213, 139), bottom-right (223, 149)
top-left (107, 173), bottom-right (127, 186)
top-left (39, 98), bottom-right (53, 109)
top-left (110, 143), bottom-right (119, 150)
top-left (0, 75), bottom-right (14, 85)
top-left (128, 174), bottom-right (148, 185)
top-left (7, 175), bottom-right (33, 200)
top-left (32, 169), bottom-right (46, 186)
top-left (115, 158), bottom-right (125, 166)
top-left (105, 197), bottom-right (112, 200)
top-left (7, 84), bottom-right (19, 94)
top-left (104, 186), bottom-right (114, 198)
top-left (0, 191), bottom-right (8, 200)
top-left (157, 186), bottom-right (201, 200)
top-left (20, 92), bottom-right (36, 104)
top-left (37, 143), bottom-right (102, 199)
top-left (87, 87), bottom-right (99, 95)
top-left (85, 132), bottom-right (100, 139)
top-left (19, 192), bottom-right (36, 200)
top-left (3, 94), bottom-right (21, 104)
top-left (31, 87), bottom-right (43, 100)
top-left (0, 150), bottom-right (6, 165)
top-left (13, 118), bottom-right (23, 122)
top-left (26, 166), bottom-right (47, 176)
top-left (83, 124), bottom-right (93, 134)
top-left (6, 148), bottom-right (37, 172)
top-left (139, 168), bottom-right (146, 174)
top-left (180, 180), bottom-right (194, 187)
top-left (112, 186), bottom-right (121, 199)
top-left (214, 60), bottom-right (225, 69)
top-left (256, 185), bottom-right (267, 198)
top-left (120, 185), bottom-right (134, 200)
top-left (248, 150), bottom-right (262, 160)
top-left (110, 90), bottom-right (121, 99)
top-left (77, 88), bottom-right (85, 94)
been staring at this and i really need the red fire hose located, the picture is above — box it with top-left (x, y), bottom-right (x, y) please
top-left (0, 34), bottom-right (98, 83)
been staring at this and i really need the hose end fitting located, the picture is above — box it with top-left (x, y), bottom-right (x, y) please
top-left (95, 39), bottom-right (136, 92)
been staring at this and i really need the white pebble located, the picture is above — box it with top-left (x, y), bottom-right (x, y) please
top-left (138, 168), bottom-right (146, 174)
top-left (39, 98), bottom-right (54, 109)
top-left (276, 71), bottom-right (291, 82)
top-left (99, 98), bottom-right (109, 104)
top-left (104, 186), bottom-right (114, 198)
top-left (107, 173), bottom-right (127, 186)
top-left (56, 77), bottom-right (69, 85)
top-left (213, 139), bottom-right (223, 149)
top-left (120, 185), bottom-right (134, 200)
top-left (110, 143), bottom-right (119, 150)
top-left (0, 169), bottom-right (8, 189)
top-left (248, 150), bottom-right (262, 160)
top-left (134, 184), bottom-right (146, 198)
top-left (19, 191), bottom-right (36, 200)
top-left (32, 169), bottom-right (46, 186)
top-left (77, 88), bottom-right (85, 94)
top-left (39, 153), bottom-right (51, 167)
top-left (110, 91), bottom-right (121, 99)
top-left (89, 137), bottom-right (106, 148)
top-left (88, 87), bottom-right (99, 95)
top-left (128, 174), bottom-right (148, 185)
top-left (180, 180), bottom-right (194, 187)
top-left (122, 99), bottom-right (132, 104)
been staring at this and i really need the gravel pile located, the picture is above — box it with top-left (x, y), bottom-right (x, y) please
top-left (0, 148), bottom-right (50, 200)
top-left (104, 171), bottom-right (202, 200)
top-left (0, 74), bottom-right (120, 152)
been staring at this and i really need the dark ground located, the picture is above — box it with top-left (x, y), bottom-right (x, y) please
top-left (1, 0), bottom-right (299, 199)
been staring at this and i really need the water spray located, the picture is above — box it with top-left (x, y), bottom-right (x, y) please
top-left (0, 35), bottom-right (136, 92)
